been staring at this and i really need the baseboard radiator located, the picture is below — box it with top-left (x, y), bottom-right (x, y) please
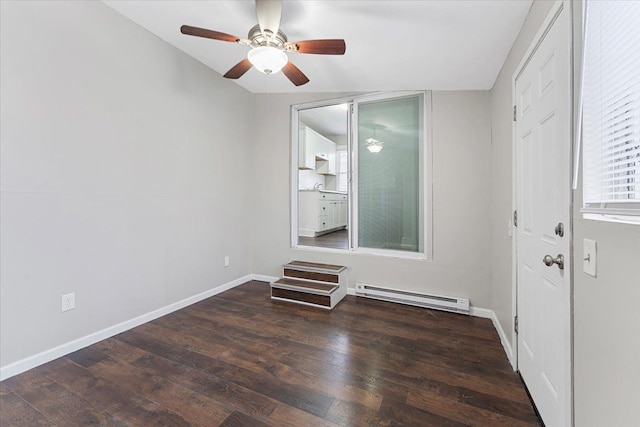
top-left (355, 283), bottom-right (470, 315)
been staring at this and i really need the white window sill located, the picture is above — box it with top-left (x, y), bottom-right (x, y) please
top-left (293, 244), bottom-right (429, 261)
top-left (582, 213), bottom-right (640, 226)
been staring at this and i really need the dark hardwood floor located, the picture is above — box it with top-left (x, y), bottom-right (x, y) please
top-left (298, 229), bottom-right (348, 250)
top-left (0, 281), bottom-right (541, 426)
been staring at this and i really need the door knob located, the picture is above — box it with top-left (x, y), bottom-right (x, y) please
top-left (543, 254), bottom-right (564, 270)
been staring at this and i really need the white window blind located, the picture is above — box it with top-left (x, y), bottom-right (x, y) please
top-left (582, 0), bottom-right (640, 219)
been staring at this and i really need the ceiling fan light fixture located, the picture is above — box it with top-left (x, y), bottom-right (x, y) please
top-left (247, 46), bottom-right (288, 74)
top-left (366, 137), bottom-right (383, 153)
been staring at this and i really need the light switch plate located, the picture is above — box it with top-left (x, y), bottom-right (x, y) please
top-left (583, 239), bottom-right (597, 277)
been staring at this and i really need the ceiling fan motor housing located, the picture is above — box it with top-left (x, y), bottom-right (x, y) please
top-left (248, 24), bottom-right (288, 49)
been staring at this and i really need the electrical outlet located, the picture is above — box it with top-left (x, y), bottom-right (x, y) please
top-left (61, 292), bottom-right (75, 312)
top-left (224, 256), bottom-right (230, 267)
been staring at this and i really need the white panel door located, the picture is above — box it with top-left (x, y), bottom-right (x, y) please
top-left (515, 4), bottom-right (571, 427)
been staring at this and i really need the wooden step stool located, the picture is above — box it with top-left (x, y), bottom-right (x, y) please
top-left (270, 261), bottom-right (348, 310)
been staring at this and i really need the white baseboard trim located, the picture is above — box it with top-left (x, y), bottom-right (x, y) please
top-left (251, 274), bottom-right (279, 283)
top-left (0, 274), bottom-right (254, 381)
top-left (1, 276), bottom-right (516, 380)
top-left (468, 306), bottom-right (494, 319)
top-left (471, 306), bottom-right (515, 369)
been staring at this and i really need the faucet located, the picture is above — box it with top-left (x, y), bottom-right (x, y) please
top-left (313, 182), bottom-right (323, 190)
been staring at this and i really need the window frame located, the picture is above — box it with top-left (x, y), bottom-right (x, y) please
top-left (335, 147), bottom-right (348, 193)
top-left (290, 91), bottom-right (433, 260)
top-left (579, 0), bottom-right (640, 225)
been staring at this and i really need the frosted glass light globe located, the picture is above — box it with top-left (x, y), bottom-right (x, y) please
top-left (247, 46), bottom-right (288, 74)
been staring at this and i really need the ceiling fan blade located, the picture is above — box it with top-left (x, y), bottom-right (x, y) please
top-left (223, 59), bottom-right (253, 79)
top-left (282, 61), bottom-right (309, 86)
top-left (180, 25), bottom-right (239, 43)
top-left (255, 0), bottom-right (282, 38)
top-left (287, 39), bottom-right (346, 55)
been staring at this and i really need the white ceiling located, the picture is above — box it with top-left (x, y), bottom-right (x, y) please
top-left (103, 0), bottom-right (532, 94)
top-left (299, 103), bottom-right (349, 137)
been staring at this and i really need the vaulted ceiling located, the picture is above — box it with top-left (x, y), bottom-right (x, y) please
top-left (103, 1), bottom-right (532, 93)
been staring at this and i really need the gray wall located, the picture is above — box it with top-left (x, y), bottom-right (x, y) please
top-left (572, 197), bottom-right (640, 427)
top-left (491, 1), bottom-right (640, 425)
top-left (0, 1), bottom-right (253, 367)
top-left (251, 91), bottom-right (494, 308)
top-left (570, 2), bottom-right (640, 426)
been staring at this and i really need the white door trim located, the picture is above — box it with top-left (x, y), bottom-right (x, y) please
top-left (511, 0), bottom-right (573, 425)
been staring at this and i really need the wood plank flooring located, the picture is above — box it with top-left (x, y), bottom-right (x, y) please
top-left (1, 281), bottom-right (541, 426)
top-left (298, 230), bottom-right (348, 250)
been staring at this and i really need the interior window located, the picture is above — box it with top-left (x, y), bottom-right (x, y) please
top-left (356, 95), bottom-right (423, 253)
top-left (291, 92), bottom-right (431, 258)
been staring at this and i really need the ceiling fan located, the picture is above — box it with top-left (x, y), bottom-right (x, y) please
top-left (180, 0), bottom-right (346, 86)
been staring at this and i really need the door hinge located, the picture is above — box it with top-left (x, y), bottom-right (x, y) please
top-left (514, 315), bottom-right (519, 334)
top-left (513, 105), bottom-right (517, 122)
top-left (513, 210), bottom-right (518, 227)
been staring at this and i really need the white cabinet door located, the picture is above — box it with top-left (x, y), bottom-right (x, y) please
top-left (328, 149), bottom-right (337, 175)
top-left (307, 129), bottom-right (336, 176)
top-left (298, 126), bottom-right (316, 170)
top-left (298, 191), bottom-right (317, 236)
top-left (307, 128), bottom-right (324, 159)
top-left (318, 215), bottom-right (330, 232)
top-left (299, 191), bottom-right (348, 238)
top-left (331, 202), bottom-right (340, 229)
top-left (338, 201), bottom-right (348, 226)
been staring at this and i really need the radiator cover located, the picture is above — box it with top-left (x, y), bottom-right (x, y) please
top-left (355, 283), bottom-right (470, 315)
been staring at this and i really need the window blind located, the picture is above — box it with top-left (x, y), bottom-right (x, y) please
top-left (582, 0), bottom-right (640, 218)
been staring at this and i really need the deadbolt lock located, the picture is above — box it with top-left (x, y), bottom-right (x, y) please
top-left (554, 222), bottom-right (564, 237)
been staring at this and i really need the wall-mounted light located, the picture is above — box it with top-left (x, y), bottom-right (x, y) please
top-left (247, 46), bottom-right (288, 74)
